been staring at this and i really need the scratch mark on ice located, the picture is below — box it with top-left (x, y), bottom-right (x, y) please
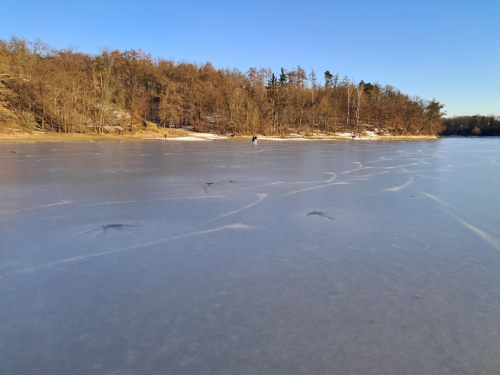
top-left (290, 172), bottom-right (337, 185)
top-left (366, 157), bottom-right (387, 164)
top-left (350, 171), bottom-right (391, 179)
top-left (341, 167), bottom-right (374, 174)
top-left (420, 192), bottom-right (460, 211)
top-left (384, 177), bottom-right (414, 192)
top-left (75, 196), bottom-right (224, 207)
top-left (452, 215), bottom-right (500, 251)
top-left (219, 194), bottom-right (268, 218)
top-left (222, 181), bottom-right (284, 193)
top-left (400, 168), bottom-right (446, 180)
top-left (284, 182), bottom-right (350, 196)
top-left (0, 201), bottom-right (72, 214)
top-left (8, 224), bottom-right (253, 276)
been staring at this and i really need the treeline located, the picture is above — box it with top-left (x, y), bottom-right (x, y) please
top-left (0, 37), bottom-right (445, 136)
top-left (442, 115), bottom-right (500, 136)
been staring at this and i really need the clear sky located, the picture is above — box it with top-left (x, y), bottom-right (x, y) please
top-left (1, 0), bottom-right (499, 117)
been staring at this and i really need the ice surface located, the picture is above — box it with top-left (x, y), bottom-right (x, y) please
top-left (1, 138), bottom-right (500, 375)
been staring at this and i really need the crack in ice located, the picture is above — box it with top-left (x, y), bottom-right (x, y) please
top-left (6, 224), bottom-right (254, 276)
top-left (219, 194), bottom-right (268, 218)
top-left (284, 182), bottom-right (350, 196)
top-left (384, 177), bottom-right (414, 192)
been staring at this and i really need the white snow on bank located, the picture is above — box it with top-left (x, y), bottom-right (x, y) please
top-left (143, 128), bottom-right (433, 141)
top-left (259, 137), bottom-right (311, 141)
top-left (146, 131), bottom-right (229, 141)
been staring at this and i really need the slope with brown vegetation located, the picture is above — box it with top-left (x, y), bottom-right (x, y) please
top-left (0, 81), bottom-right (20, 133)
top-left (0, 37), bottom-right (446, 138)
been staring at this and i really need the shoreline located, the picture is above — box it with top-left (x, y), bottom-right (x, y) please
top-left (0, 131), bottom-right (440, 144)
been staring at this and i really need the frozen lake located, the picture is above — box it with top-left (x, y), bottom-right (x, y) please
top-left (1, 138), bottom-right (500, 375)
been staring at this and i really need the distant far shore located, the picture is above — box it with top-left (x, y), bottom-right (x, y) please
top-left (0, 130), bottom-right (440, 144)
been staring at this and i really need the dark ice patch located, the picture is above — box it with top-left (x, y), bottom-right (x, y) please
top-left (84, 223), bottom-right (140, 237)
top-left (306, 211), bottom-right (334, 220)
top-left (203, 182), bottom-right (214, 194)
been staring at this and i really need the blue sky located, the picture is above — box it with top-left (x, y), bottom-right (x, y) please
top-left (1, 0), bottom-right (499, 117)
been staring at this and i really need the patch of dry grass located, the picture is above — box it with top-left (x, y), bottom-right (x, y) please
top-left (0, 128), bottom-right (189, 143)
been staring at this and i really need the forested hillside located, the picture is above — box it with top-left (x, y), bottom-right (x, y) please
top-left (0, 37), bottom-right (445, 136)
top-left (442, 116), bottom-right (500, 136)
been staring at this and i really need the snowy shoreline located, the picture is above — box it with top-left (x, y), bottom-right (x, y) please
top-left (0, 130), bottom-right (439, 143)
top-left (151, 131), bottom-right (439, 142)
